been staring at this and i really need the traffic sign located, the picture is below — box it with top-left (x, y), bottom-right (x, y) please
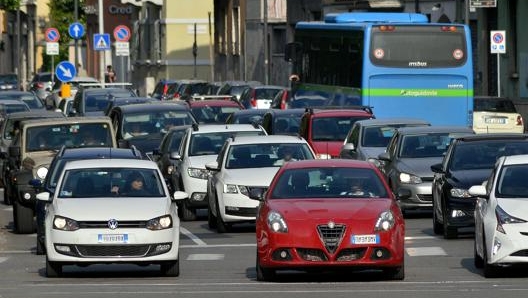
top-left (93, 33), bottom-right (111, 51)
top-left (113, 25), bottom-right (131, 42)
top-left (68, 22), bottom-right (85, 39)
top-left (55, 61), bottom-right (77, 82)
top-left (115, 42), bottom-right (130, 56)
top-left (490, 30), bottom-right (506, 54)
top-left (46, 42), bottom-right (59, 55)
top-left (45, 28), bottom-right (60, 42)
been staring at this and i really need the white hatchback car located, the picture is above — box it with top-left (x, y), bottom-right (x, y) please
top-left (205, 135), bottom-right (316, 233)
top-left (174, 123), bottom-right (267, 221)
top-left (37, 158), bottom-right (187, 277)
top-left (470, 154), bottom-right (528, 277)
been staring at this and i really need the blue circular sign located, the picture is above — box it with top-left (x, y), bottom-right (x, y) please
top-left (55, 61), bottom-right (77, 82)
top-left (68, 22), bottom-right (85, 39)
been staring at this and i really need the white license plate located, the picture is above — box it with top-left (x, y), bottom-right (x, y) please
top-left (351, 234), bottom-right (379, 244)
top-left (98, 234), bottom-right (128, 243)
top-left (485, 118), bottom-right (506, 124)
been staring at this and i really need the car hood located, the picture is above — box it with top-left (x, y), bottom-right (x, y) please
top-left (54, 197), bottom-right (169, 221)
top-left (498, 198), bottom-right (528, 220)
top-left (189, 155), bottom-right (218, 168)
top-left (224, 167), bottom-right (279, 186)
top-left (449, 169), bottom-right (492, 188)
top-left (268, 198), bottom-right (393, 220)
top-left (397, 157), bottom-right (442, 178)
top-left (361, 147), bottom-right (386, 159)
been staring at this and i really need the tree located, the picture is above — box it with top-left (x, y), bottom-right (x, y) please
top-left (0, 0), bottom-right (20, 10)
top-left (41, 0), bottom-right (86, 71)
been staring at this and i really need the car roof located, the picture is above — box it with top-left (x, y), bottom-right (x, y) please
top-left (0, 99), bottom-right (29, 105)
top-left (395, 126), bottom-right (474, 135)
top-left (19, 116), bottom-right (112, 127)
top-left (231, 109), bottom-right (268, 116)
top-left (5, 110), bottom-right (64, 120)
top-left (116, 102), bottom-right (190, 112)
top-left (227, 134), bottom-right (306, 145)
top-left (355, 118), bottom-right (431, 127)
top-left (64, 158), bottom-right (158, 170)
top-left (57, 147), bottom-right (143, 160)
top-left (265, 108), bottom-right (306, 116)
top-left (502, 154), bottom-right (528, 166)
top-left (281, 158), bottom-right (376, 170)
top-left (306, 107), bottom-right (373, 117)
top-left (0, 91), bottom-right (35, 96)
top-left (188, 100), bottom-right (241, 107)
top-left (189, 123), bottom-right (264, 133)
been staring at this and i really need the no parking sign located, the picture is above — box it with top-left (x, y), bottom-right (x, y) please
top-left (490, 30), bottom-right (506, 54)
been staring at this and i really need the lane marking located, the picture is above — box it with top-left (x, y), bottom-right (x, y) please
top-left (406, 246), bottom-right (447, 256)
top-left (186, 254), bottom-right (224, 260)
top-left (0, 257), bottom-right (7, 263)
top-left (180, 227), bottom-right (207, 246)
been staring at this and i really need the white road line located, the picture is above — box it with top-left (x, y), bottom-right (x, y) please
top-left (0, 257), bottom-right (7, 263)
top-left (186, 254), bottom-right (224, 260)
top-left (406, 246), bottom-right (447, 256)
top-left (179, 227), bottom-right (207, 246)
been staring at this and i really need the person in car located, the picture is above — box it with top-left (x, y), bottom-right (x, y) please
top-left (274, 146), bottom-right (298, 166)
top-left (111, 172), bottom-right (149, 196)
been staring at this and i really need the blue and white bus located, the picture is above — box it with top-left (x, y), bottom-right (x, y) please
top-left (287, 12), bottom-right (473, 126)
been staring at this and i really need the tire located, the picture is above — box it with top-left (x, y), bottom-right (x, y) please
top-left (483, 237), bottom-right (498, 278)
top-left (384, 265), bottom-right (405, 280)
top-left (207, 199), bottom-right (217, 229)
top-left (36, 236), bottom-right (45, 255)
top-left (180, 202), bottom-right (197, 221)
top-left (46, 256), bottom-right (62, 278)
top-left (160, 258), bottom-right (180, 277)
top-left (256, 252), bottom-right (275, 281)
top-left (474, 238), bottom-right (484, 269)
top-left (432, 207), bottom-right (443, 235)
top-left (13, 201), bottom-right (35, 234)
top-left (215, 198), bottom-right (230, 233)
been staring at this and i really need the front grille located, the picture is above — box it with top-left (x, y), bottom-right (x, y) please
top-left (297, 248), bottom-right (328, 261)
top-left (511, 250), bottom-right (528, 257)
top-left (317, 224), bottom-right (345, 254)
top-left (75, 244), bottom-right (152, 257)
top-left (417, 194), bottom-right (433, 202)
top-left (224, 206), bottom-right (258, 217)
top-left (78, 221), bottom-right (147, 229)
top-left (421, 177), bottom-right (434, 182)
top-left (335, 248), bottom-right (366, 261)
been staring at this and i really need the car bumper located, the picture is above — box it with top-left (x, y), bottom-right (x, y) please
top-left (444, 197), bottom-right (477, 229)
top-left (46, 227), bottom-right (180, 263)
top-left (219, 193), bottom-right (260, 222)
top-left (488, 223), bottom-right (528, 265)
top-left (396, 182), bottom-right (433, 210)
top-left (182, 175), bottom-right (208, 208)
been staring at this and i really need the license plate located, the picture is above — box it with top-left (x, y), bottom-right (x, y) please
top-left (485, 118), bottom-right (506, 124)
top-left (98, 234), bottom-right (128, 243)
top-left (351, 234), bottom-right (379, 244)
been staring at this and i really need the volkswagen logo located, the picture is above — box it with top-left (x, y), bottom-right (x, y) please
top-left (327, 221), bottom-right (335, 229)
top-left (107, 219), bottom-right (119, 229)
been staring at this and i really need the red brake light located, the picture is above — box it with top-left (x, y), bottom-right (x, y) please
top-left (173, 92), bottom-right (180, 99)
top-left (250, 89), bottom-right (257, 107)
top-left (379, 25), bottom-right (395, 32)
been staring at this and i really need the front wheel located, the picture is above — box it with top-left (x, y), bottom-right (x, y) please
top-left (160, 258), bottom-right (180, 277)
top-left (432, 207), bottom-right (443, 235)
top-left (13, 201), bottom-right (35, 234)
top-left (384, 265), bottom-right (405, 280)
top-left (46, 256), bottom-right (62, 277)
top-left (180, 202), bottom-right (197, 221)
top-left (207, 199), bottom-right (217, 229)
top-left (256, 252), bottom-right (275, 281)
top-left (474, 238), bottom-right (484, 269)
top-left (215, 199), bottom-right (231, 233)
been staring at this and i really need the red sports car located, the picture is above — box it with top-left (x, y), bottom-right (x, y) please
top-left (253, 159), bottom-right (406, 281)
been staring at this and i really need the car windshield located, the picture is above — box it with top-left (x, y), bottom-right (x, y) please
top-left (0, 103), bottom-right (29, 114)
top-left (361, 124), bottom-right (426, 147)
top-left (26, 123), bottom-right (113, 151)
top-left (450, 141), bottom-right (528, 171)
top-left (225, 143), bottom-right (314, 169)
top-left (58, 167), bottom-right (165, 198)
top-left (312, 116), bottom-right (370, 141)
top-left (399, 133), bottom-right (459, 158)
top-left (189, 131), bottom-right (265, 156)
top-left (271, 167), bottom-right (388, 199)
top-left (0, 74), bottom-right (17, 83)
top-left (191, 105), bottom-right (241, 124)
top-left (123, 111), bottom-right (195, 140)
top-left (85, 89), bottom-right (136, 112)
top-left (497, 165), bottom-right (528, 197)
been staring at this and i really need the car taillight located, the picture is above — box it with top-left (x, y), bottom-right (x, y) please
top-left (36, 82), bottom-right (44, 88)
top-left (280, 92), bottom-right (288, 109)
top-left (250, 89), bottom-right (257, 107)
top-left (173, 92), bottom-right (180, 99)
top-left (517, 115), bottom-right (524, 126)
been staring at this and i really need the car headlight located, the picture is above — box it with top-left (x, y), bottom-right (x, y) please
top-left (374, 211), bottom-right (395, 231)
top-left (167, 165), bottom-right (175, 175)
top-left (147, 215), bottom-right (173, 230)
top-left (224, 184), bottom-right (238, 193)
top-left (495, 205), bottom-right (526, 234)
top-left (450, 188), bottom-right (471, 198)
top-left (36, 166), bottom-right (48, 180)
top-left (187, 167), bottom-right (209, 179)
top-left (399, 172), bottom-right (421, 184)
top-left (267, 211), bottom-right (288, 233)
top-left (239, 185), bottom-right (249, 196)
top-left (53, 216), bottom-right (79, 231)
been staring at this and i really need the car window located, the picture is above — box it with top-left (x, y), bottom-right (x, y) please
top-left (450, 141), bottom-right (528, 171)
top-left (312, 116), bottom-right (370, 141)
top-left (122, 111), bottom-right (195, 139)
top-left (189, 131), bottom-right (265, 156)
top-left (474, 98), bottom-right (517, 113)
top-left (25, 123), bottom-right (113, 151)
top-left (225, 143), bottom-right (313, 169)
top-left (497, 165), bottom-right (528, 197)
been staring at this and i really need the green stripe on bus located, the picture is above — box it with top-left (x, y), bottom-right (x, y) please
top-left (364, 89), bottom-right (474, 97)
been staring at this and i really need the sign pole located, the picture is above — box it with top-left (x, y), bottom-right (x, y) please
top-left (497, 54), bottom-right (501, 97)
top-left (98, 0), bottom-right (105, 88)
top-left (51, 56), bottom-right (55, 85)
top-left (121, 56), bottom-right (125, 83)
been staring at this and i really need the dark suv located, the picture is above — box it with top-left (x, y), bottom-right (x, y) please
top-left (35, 146), bottom-right (144, 254)
top-left (431, 133), bottom-right (528, 239)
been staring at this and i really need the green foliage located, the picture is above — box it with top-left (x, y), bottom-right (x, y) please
top-left (41, 0), bottom-right (86, 71)
top-left (0, 0), bottom-right (20, 11)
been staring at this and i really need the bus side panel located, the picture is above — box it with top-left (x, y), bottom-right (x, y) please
top-left (365, 75), bottom-right (472, 126)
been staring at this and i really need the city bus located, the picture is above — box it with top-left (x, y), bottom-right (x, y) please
top-left (286, 12), bottom-right (473, 126)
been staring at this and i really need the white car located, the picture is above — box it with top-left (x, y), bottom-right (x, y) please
top-left (205, 135), bottom-right (316, 233)
top-left (175, 123), bottom-right (267, 221)
top-left (37, 158), bottom-right (187, 277)
top-left (470, 154), bottom-right (528, 277)
top-left (473, 96), bottom-right (524, 134)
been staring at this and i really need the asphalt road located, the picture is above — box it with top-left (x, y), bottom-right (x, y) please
top-left (2, 201), bottom-right (528, 298)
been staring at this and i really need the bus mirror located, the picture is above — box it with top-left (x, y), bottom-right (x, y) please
top-left (285, 42), bottom-right (302, 62)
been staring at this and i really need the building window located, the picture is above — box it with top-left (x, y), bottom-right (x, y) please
top-left (272, 27), bottom-right (286, 55)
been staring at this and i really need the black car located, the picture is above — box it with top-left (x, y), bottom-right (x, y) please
top-left (224, 109), bottom-right (267, 125)
top-left (103, 96), bottom-right (156, 115)
top-left (153, 125), bottom-right (192, 194)
top-left (108, 102), bottom-right (197, 158)
top-left (71, 86), bottom-right (138, 117)
top-left (34, 146), bottom-right (144, 255)
top-left (0, 90), bottom-right (46, 110)
top-left (431, 133), bottom-right (528, 239)
top-left (261, 108), bottom-right (305, 135)
top-left (0, 73), bottom-right (19, 91)
top-left (150, 79), bottom-right (178, 100)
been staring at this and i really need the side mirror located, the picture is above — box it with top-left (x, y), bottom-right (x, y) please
top-left (172, 191), bottom-right (188, 201)
top-left (430, 163), bottom-right (443, 174)
top-left (342, 143), bottom-right (355, 152)
top-left (468, 185), bottom-right (488, 198)
top-left (36, 192), bottom-right (51, 202)
top-left (378, 152), bottom-right (390, 162)
top-left (205, 161), bottom-right (219, 171)
top-left (169, 151), bottom-right (182, 160)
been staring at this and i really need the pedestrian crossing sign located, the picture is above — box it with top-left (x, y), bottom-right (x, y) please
top-left (94, 33), bottom-right (111, 51)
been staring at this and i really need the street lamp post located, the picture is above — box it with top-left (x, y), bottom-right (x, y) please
top-left (98, 0), bottom-right (105, 87)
